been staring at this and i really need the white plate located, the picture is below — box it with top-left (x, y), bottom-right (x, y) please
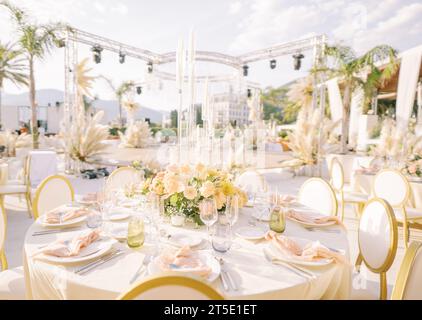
top-left (108, 223), bottom-right (128, 241)
top-left (148, 252), bottom-right (221, 282)
top-left (40, 237), bottom-right (117, 264)
top-left (38, 213), bottom-right (87, 228)
top-left (235, 226), bottom-right (267, 240)
top-left (167, 233), bottom-right (203, 247)
top-left (119, 199), bottom-right (139, 208)
top-left (267, 237), bottom-right (333, 266)
top-left (108, 208), bottom-right (132, 221)
top-left (75, 194), bottom-right (97, 205)
top-left (252, 210), bottom-right (271, 222)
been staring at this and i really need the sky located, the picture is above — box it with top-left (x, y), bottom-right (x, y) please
top-left (1, 0), bottom-right (421, 111)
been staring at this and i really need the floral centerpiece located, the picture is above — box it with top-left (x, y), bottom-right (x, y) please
top-left (402, 154), bottom-right (422, 178)
top-left (141, 163), bottom-right (247, 225)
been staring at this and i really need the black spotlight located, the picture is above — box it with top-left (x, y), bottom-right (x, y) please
top-left (136, 86), bottom-right (142, 95)
top-left (119, 51), bottom-right (126, 64)
top-left (242, 65), bottom-right (249, 77)
top-left (147, 61), bottom-right (153, 73)
top-left (270, 59), bottom-right (276, 69)
top-left (247, 88), bottom-right (252, 98)
top-left (293, 53), bottom-right (304, 70)
top-left (91, 45), bottom-right (103, 64)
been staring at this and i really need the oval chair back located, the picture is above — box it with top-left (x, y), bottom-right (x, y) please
top-left (118, 273), bottom-right (224, 300)
top-left (0, 201), bottom-right (7, 270)
top-left (373, 169), bottom-right (410, 208)
top-left (235, 170), bottom-right (268, 194)
top-left (298, 178), bottom-right (338, 216)
top-left (106, 167), bottom-right (142, 192)
top-left (358, 198), bottom-right (398, 300)
top-left (32, 175), bottom-right (75, 220)
top-left (391, 241), bottom-right (422, 300)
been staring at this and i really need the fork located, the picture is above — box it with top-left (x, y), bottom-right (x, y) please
top-left (305, 227), bottom-right (340, 234)
top-left (129, 254), bottom-right (153, 284)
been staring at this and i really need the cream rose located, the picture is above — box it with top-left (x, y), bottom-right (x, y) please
top-left (180, 164), bottom-right (191, 175)
top-left (183, 186), bottom-right (197, 200)
top-left (200, 181), bottom-right (215, 198)
top-left (166, 164), bottom-right (179, 174)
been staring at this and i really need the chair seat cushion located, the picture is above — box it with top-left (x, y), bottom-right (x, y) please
top-left (0, 266), bottom-right (25, 300)
top-left (350, 288), bottom-right (378, 300)
top-left (394, 207), bottom-right (422, 221)
top-left (343, 192), bottom-right (368, 203)
top-left (0, 184), bottom-right (27, 194)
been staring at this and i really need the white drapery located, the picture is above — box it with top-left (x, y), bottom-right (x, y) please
top-left (326, 78), bottom-right (343, 135)
top-left (349, 88), bottom-right (364, 148)
top-left (396, 46), bottom-right (422, 131)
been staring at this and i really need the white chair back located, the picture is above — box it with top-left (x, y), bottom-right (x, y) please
top-left (298, 178), bottom-right (337, 216)
top-left (392, 241), bottom-right (422, 300)
top-left (373, 170), bottom-right (410, 207)
top-left (330, 157), bottom-right (344, 191)
top-left (235, 170), bottom-right (268, 194)
top-left (106, 167), bottom-right (142, 192)
top-left (118, 274), bottom-right (224, 300)
top-left (26, 150), bottom-right (58, 188)
top-left (32, 175), bottom-right (74, 219)
top-left (358, 198), bottom-right (398, 272)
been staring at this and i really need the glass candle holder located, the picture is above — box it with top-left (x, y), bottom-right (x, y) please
top-left (127, 215), bottom-right (145, 248)
top-left (269, 206), bottom-right (286, 233)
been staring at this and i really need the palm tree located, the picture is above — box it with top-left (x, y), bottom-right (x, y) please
top-left (101, 77), bottom-right (135, 126)
top-left (0, 41), bottom-right (28, 126)
top-left (1, 1), bottom-right (65, 148)
top-left (322, 44), bottom-right (398, 153)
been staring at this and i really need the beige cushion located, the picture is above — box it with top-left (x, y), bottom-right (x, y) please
top-left (343, 192), bottom-right (368, 203)
top-left (0, 266), bottom-right (25, 300)
top-left (393, 207), bottom-right (422, 221)
top-left (0, 184), bottom-right (27, 194)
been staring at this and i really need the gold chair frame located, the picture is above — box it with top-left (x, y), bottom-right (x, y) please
top-left (118, 273), bottom-right (224, 300)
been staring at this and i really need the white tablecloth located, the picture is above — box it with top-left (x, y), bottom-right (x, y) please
top-left (23, 207), bottom-right (351, 300)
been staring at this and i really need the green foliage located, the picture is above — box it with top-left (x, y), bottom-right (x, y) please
top-left (170, 109), bottom-right (178, 128)
top-left (109, 126), bottom-right (126, 136)
top-left (0, 41), bottom-right (27, 88)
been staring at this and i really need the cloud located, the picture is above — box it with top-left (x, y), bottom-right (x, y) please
top-left (230, 0), bottom-right (422, 54)
top-left (229, 1), bottom-right (242, 14)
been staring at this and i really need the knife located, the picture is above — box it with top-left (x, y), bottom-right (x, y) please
top-left (75, 250), bottom-right (124, 275)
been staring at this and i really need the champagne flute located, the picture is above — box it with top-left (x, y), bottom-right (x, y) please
top-left (225, 195), bottom-right (239, 226)
top-left (199, 198), bottom-right (218, 238)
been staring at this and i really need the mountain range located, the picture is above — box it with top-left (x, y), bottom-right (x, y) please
top-left (1, 89), bottom-right (167, 124)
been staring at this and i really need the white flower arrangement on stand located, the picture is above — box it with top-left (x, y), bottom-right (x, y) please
top-left (118, 98), bottom-right (152, 148)
top-left (118, 120), bottom-right (152, 148)
top-left (66, 110), bottom-right (109, 163)
top-left (372, 118), bottom-right (422, 165)
top-left (284, 106), bottom-right (338, 169)
top-left (0, 131), bottom-right (32, 156)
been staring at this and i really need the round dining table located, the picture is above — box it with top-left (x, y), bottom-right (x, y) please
top-left (23, 204), bottom-right (351, 300)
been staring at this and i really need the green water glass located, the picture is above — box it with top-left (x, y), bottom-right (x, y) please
top-left (269, 206), bottom-right (286, 233)
top-left (127, 215), bottom-right (145, 248)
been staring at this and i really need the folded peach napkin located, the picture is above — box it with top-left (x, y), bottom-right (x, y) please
top-left (156, 246), bottom-right (212, 278)
top-left (354, 166), bottom-right (379, 175)
top-left (44, 206), bottom-right (90, 224)
top-left (82, 193), bottom-right (98, 202)
top-left (285, 209), bottom-right (344, 227)
top-left (265, 231), bottom-right (348, 264)
top-left (33, 229), bottom-right (101, 258)
top-left (271, 194), bottom-right (296, 205)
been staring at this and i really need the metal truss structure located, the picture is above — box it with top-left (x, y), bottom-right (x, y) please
top-left (63, 26), bottom-right (327, 171)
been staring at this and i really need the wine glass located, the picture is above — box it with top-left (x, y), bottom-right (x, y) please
top-left (199, 198), bottom-right (218, 236)
top-left (224, 195), bottom-right (239, 226)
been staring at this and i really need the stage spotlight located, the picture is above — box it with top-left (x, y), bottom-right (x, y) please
top-left (270, 59), bottom-right (276, 69)
top-left (293, 53), bottom-right (304, 70)
top-left (247, 88), bottom-right (252, 98)
top-left (242, 65), bottom-right (249, 77)
top-left (91, 45), bottom-right (103, 64)
top-left (119, 51), bottom-right (126, 64)
top-left (147, 61), bottom-right (153, 73)
top-left (136, 86), bottom-right (142, 95)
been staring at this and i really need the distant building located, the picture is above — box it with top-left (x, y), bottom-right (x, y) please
top-left (210, 93), bottom-right (249, 127)
top-left (1, 103), bottom-right (64, 134)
